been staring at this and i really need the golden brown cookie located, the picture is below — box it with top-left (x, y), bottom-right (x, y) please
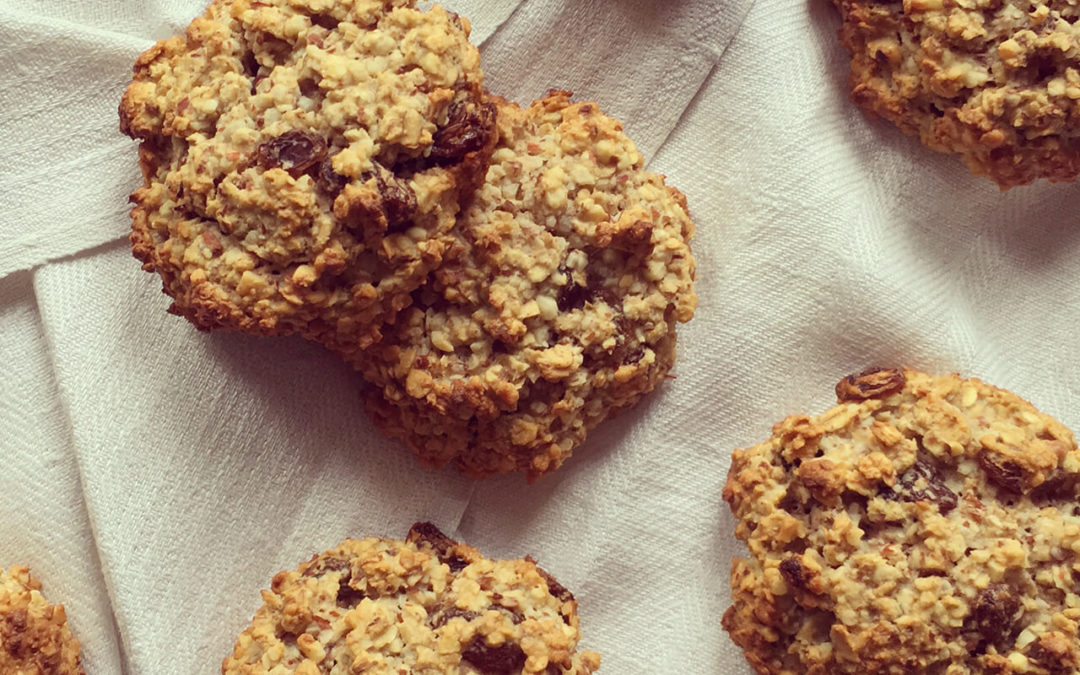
top-left (833, 0), bottom-right (1080, 188)
top-left (347, 91), bottom-right (697, 480)
top-left (723, 367), bottom-right (1080, 674)
top-left (120, 0), bottom-right (495, 348)
top-left (0, 566), bottom-right (85, 675)
top-left (222, 523), bottom-right (601, 674)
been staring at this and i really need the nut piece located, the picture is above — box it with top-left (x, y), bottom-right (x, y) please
top-left (835, 367), bottom-right (906, 403)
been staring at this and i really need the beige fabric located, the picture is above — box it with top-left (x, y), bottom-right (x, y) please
top-left (11, 0), bottom-right (1078, 673)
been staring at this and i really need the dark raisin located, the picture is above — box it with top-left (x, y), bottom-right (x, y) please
top-left (835, 367), bottom-right (906, 403)
top-left (309, 13), bottom-right (338, 29)
top-left (556, 265), bottom-right (592, 312)
top-left (298, 77), bottom-right (320, 99)
top-left (622, 345), bottom-right (645, 364)
top-left (314, 159), bottom-right (348, 196)
top-left (429, 98), bottom-right (496, 165)
top-left (779, 556), bottom-right (806, 590)
top-left (336, 585), bottom-right (366, 608)
top-left (241, 51), bottom-right (260, 78)
top-left (970, 584), bottom-right (1021, 644)
top-left (407, 522), bottom-right (471, 572)
top-left (526, 558), bottom-right (574, 605)
top-left (979, 451), bottom-right (1026, 494)
top-left (378, 174), bottom-right (417, 232)
top-left (462, 638), bottom-right (527, 674)
top-left (1032, 472), bottom-right (1079, 501)
top-left (256, 130), bottom-right (328, 177)
top-left (882, 457), bottom-right (958, 513)
top-left (432, 607), bottom-right (480, 628)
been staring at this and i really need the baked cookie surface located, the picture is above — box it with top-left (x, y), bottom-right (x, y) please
top-left (351, 91), bottom-right (697, 480)
top-left (120, 0), bottom-right (495, 348)
top-left (222, 522), bottom-right (601, 674)
top-left (723, 367), bottom-right (1080, 674)
top-left (0, 566), bottom-right (85, 675)
top-left (833, 0), bottom-right (1080, 188)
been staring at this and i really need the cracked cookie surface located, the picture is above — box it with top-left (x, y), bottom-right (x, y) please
top-left (120, 0), bottom-right (495, 348)
top-left (723, 367), bottom-right (1080, 674)
top-left (348, 91), bottom-right (697, 480)
top-left (222, 522), bottom-right (601, 674)
top-left (0, 566), bottom-right (85, 675)
top-left (833, 0), bottom-right (1080, 188)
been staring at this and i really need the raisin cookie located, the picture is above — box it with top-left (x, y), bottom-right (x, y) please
top-left (222, 522), bottom-right (601, 674)
top-left (833, 0), bottom-right (1080, 188)
top-left (0, 566), bottom-right (85, 675)
top-left (722, 367), bottom-right (1080, 674)
top-left (348, 91), bottom-right (697, 480)
top-left (120, 0), bottom-right (496, 349)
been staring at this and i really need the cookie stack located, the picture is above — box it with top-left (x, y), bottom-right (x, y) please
top-left (119, 0), bottom-right (698, 482)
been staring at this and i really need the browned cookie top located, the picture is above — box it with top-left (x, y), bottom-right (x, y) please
top-left (723, 367), bottom-right (1080, 674)
top-left (0, 566), bottom-right (85, 675)
top-left (350, 91), bottom-right (697, 480)
top-left (834, 0), bottom-right (1080, 188)
top-left (222, 523), bottom-right (601, 674)
top-left (120, 0), bottom-right (495, 348)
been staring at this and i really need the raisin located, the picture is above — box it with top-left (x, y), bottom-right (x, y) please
top-left (407, 522), bottom-right (471, 572)
top-left (298, 77), bottom-right (319, 99)
top-left (335, 585), bottom-right (366, 608)
top-left (835, 367), bottom-right (906, 403)
top-left (882, 457), bottom-right (958, 513)
top-left (241, 51), bottom-right (260, 78)
top-left (315, 159), bottom-right (348, 196)
top-left (432, 607), bottom-right (480, 628)
top-left (308, 13), bottom-right (338, 29)
top-left (1032, 472), bottom-right (1078, 500)
top-left (970, 584), bottom-right (1021, 644)
top-left (256, 130), bottom-right (327, 177)
top-left (556, 265), bottom-right (592, 312)
top-left (429, 98), bottom-right (497, 165)
top-left (378, 173), bottom-right (417, 232)
top-left (462, 638), bottom-right (527, 674)
top-left (526, 557), bottom-right (575, 605)
top-left (779, 556), bottom-right (806, 590)
top-left (979, 451), bottom-right (1026, 494)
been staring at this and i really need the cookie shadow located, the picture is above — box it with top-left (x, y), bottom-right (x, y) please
top-left (458, 386), bottom-right (669, 546)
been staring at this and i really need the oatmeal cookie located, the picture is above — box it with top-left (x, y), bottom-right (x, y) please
top-left (0, 566), bottom-right (85, 675)
top-left (722, 367), bottom-right (1080, 674)
top-left (120, 0), bottom-right (496, 348)
top-left (348, 91), bottom-right (697, 480)
top-left (222, 522), bottom-right (601, 674)
top-left (833, 0), bottom-right (1080, 188)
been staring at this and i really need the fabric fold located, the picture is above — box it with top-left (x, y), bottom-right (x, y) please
top-left (0, 270), bottom-right (124, 674)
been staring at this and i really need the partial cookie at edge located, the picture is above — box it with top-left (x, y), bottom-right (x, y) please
top-left (833, 0), bottom-right (1080, 188)
top-left (0, 566), bottom-right (85, 675)
top-left (723, 367), bottom-right (1080, 674)
top-left (222, 522), bottom-right (601, 674)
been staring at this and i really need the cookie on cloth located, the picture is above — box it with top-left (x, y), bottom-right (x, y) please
top-left (222, 522), bottom-right (601, 674)
top-left (0, 566), bottom-right (85, 675)
top-left (350, 91), bottom-right (697, 480)
top-left (832, 0), bottom-right (1080, 188)
top-left (120, 0), bottom-right (496, 349)
top-left (722, 367), bottom-right (1080, 674)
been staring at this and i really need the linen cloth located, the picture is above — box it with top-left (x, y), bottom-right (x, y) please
top-left (4, 0), bottom-right (1080, 673)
